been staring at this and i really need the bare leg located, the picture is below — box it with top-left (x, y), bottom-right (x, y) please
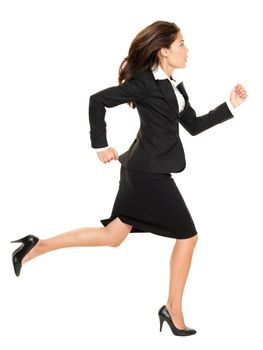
top-left (22, 217), bottom-right (133, 265)
top-left (166, 234), bottom-right (198, 329)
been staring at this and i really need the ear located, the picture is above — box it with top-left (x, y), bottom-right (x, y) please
top-left (159, 47), bottom-right (169, 58)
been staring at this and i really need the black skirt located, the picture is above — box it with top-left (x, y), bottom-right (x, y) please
top-left (100, 165), bottom-right (198, 239)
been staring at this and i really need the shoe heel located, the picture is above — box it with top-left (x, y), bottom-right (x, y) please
top-left (10, 239), bottom-right (24, 243)
top-left (159, 315), bottom-right (165, 332)
top-left (10, 235), bottom-right (38, 244)
top-left (10, 235), bottom-right (39, 277)
top-left (158, 305), bottom-right (197, 336)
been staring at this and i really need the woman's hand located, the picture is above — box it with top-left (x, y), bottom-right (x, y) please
top-left (229, 83), bottom-right (248, 108)
top-left (96, 146), bottom-right (119, 163)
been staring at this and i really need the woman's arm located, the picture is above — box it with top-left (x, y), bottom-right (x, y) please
top-left (179, 83), bottom-right (247, 136)
top-left (179, 101), bottom-right (234, 136)
top-left (89, 72), bottom-right (147, 148)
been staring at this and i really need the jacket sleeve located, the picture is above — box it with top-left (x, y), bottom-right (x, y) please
top-left (89, 72), bottom-right (147, 148)
top-left (179, 101), bottom-right (234, 136)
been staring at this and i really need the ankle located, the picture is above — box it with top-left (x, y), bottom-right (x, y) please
top-left (166, 302), bottom-right (182, 315)
top-left (22, 240), bottom-right (42, 264)
top-left (33, 240), bottom-right (44, 258)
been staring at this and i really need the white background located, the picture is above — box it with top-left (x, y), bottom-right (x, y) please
top-left (1, 0), bottom-right (262, 349)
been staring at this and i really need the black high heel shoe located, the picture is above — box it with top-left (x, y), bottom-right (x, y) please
top-left (11, 234), bottom-right (39, 276)
top-left (158, 305), bottom-right (197, 336)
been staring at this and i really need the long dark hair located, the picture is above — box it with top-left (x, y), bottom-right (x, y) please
top-left (118, 20), bottom-right (181, 108)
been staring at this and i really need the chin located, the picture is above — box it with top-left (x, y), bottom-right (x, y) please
top-left (175, 62), bottom-right (186, 69)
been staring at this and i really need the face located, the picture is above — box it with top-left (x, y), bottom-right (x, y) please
top-left (159, 31), bottom-right (188, 69)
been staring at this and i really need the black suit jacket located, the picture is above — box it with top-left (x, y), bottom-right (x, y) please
top-left (89, 68), bottom-right (234, 173)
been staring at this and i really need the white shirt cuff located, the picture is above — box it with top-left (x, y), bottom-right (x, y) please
top-left (226, 100), bottom-right (236, 115)
top-left (94, 146), bottom-right (109, 152)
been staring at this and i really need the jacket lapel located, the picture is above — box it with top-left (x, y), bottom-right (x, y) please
top-left (156, 79), bottom-right (189, 118)
top-left (157, 79), bottom-right (179, 116)
top-left (177, 82), bottom-right (189, 117)
top-left (148, 68), bottom-right (190, 118)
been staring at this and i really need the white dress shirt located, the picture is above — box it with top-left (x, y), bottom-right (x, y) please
top-left (151, 64), bottom-right (236, 115)
top-left (94, 65), bottom-right (235, 152)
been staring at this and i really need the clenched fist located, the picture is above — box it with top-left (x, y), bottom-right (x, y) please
top-left (96, 146), bottom-right (119, 163)
top-left (229, 83), bottom-right (248, 108)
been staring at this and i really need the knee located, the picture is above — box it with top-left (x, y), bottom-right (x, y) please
top-left (105, 231), bottom-right (124, 247)
top-left (191, 233), bottom-right (198, 246)
top-left (182, 233), bottom-right (198, 247)
top-left (108, 234), bottom-right (129, 247)
top-left (104, 221), bottom-right (131, 247)
top-left (109, 240), bottom-right (122, 248)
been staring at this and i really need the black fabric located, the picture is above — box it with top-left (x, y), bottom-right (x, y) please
top-left (89, 68), bottom-right (234, 174)
top-left (100, 165), bottom-right (198, 240)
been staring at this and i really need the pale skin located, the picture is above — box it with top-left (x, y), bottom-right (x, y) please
top-left (22, 31), bottom-right (248, 330)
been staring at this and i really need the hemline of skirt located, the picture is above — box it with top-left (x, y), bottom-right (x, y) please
top-left (100, 214), bottom-right (198, 240)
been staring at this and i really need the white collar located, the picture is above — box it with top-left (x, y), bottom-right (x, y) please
top-left (151, 65), bottom-right (183, 87)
